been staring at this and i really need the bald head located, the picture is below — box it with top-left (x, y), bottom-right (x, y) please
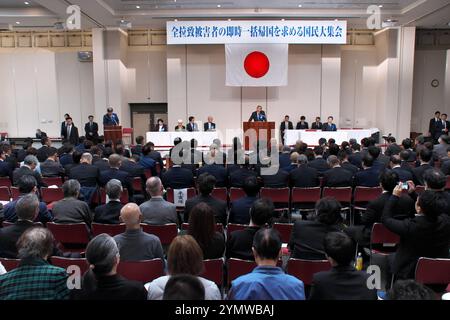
top-left (120, 203), bottom-right (142, 229)
top-left (146, 177), bottom-right (163, 197)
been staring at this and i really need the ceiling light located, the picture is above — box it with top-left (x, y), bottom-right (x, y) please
top-left (298, 4), bottom-right (302, 8)
top-left (15, 21), bottom-right (20, 24)
top-left (281, 19), bottom-right (285, 21)
top-left (217, 4), bottom-right (221, 8)
top-left (174, 19), bottom-right (178, 22)
top-left (24, 1), bottom-right (30, 5)
top-left (228, 18), bottom-right (231, 21)
top-left (379, 5), bottom-right (383, 8)
top-left (135, 5), bottom-right (140, 9)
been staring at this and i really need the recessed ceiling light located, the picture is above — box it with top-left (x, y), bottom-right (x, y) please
top-left (135, 5), bottom-right (140, 9)
top-left (228, 18), bottom-right (231, 21)
top-left (15, 21), bottom-right (21, 24)
top-left (217, 4), bottom-right (221, 8)
top-left (24, 1), bottom-right (30, 5)
top-left (174, 19), bottom-right (178, 22)
top-left (379, 5), bottom-right (383, 8)
top-left (281, 19), bottom-right (285, 21)
top-left (298, 4), bottom-right (302, 8)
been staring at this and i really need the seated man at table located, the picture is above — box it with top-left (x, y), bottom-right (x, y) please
top-left (296, 116), bottom-right (309, 130)
top-left (311, 117), bottom-right (323, 130)
top-left (174, 120), bottom-right (186, 131)
top-left (322, 116), bottom-right (337, 132)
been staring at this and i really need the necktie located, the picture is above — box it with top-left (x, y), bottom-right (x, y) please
top-left (67, 125), bottom-right (71, 138)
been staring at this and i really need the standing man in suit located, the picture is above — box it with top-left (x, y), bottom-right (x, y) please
top-left (296, 116), bottom-right (309, 130)
top-left (204, 116), bottom-right (216, 131)
top-left (311, 117), bottom-right (323, 130)
top-left (60, 113), bottom-right (70, 138)
top-left (84, 115), bottom-right (99, 142)
top-left (322, 116), bottom-right (337, 132)
top-left (62, 117), bottom-right (79, 146)
top-left (248, 105), bottom-right (267, 122)
top-left (153, 118), bottom-right (168, 132)
top-left (103, 107), bottom-right (120, 126)
top-left (280, 115), bottom-right (293, 145)
top-left (186, 116), bottom-right (199, 132)
top-left (429, 111), bottom-right (443, 144)
top-left (441, 113), bottom-right (450, 135)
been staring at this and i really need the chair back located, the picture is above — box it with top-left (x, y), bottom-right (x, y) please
top-left (182, 223), bottom-right (224, 234)
top-left (226, 223), bottom-right (248, 238)
top-left (415, 257), bottom-right (450, 286)
top-left (141, 223), bottom-right (178, 245)
top-left (0, 186), bottom-right (10, 201)
top-left (202, 258), bottom-right (224, 287)
top-left (10, 187), bottom-right (20, 200)
top-left (91, 223), bottom-right (126, 237)
top-left (51, 256), bottom-right (89, 275)
top-left (370, 223), bottom-right (400, 245)
top-left (42, 177), bottom-right (64, 187)
top-left (287, 258), bottom-right (331, 285)
top-left (0, 177), bottom-right (12, 188)
top-left (40, 187), bottom-right (64, 204)
top-left (0, 258), bottom-right (20, 271)
top-left (227, 258), bottom-right (257, 286)
top-left (117, 259), bottom-right (164, 283)
top-left (211, 188), bottom-right (228, 202)
top-left (323, 187), bottom-right (352, 203)
top-left (273, 223), bottom-right (294, 243)
top-left (446, 176), bottom-right (450, 190)
top-left (353, 187), bottom-right (382, 203)
top-left (291, 187), bottom-right (321, 204)
top-left (132, 177), bottom-right (143, 192)
top-left (229, 188), bottom-right (246, 202)
top-left (260, 188), bottom-right (290, 208)
top-left (47, 222), bottom-right (90, 251)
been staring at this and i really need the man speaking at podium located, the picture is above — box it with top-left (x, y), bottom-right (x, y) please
top-left (103, 107), bottom-right (120, 126)
top-left (249, 105), bottom-right (267, 122)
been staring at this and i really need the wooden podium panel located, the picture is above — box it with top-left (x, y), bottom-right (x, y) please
top-left (104, 125), bottom-right (122, 145)
top-left (243, 122), bottom-right (276, 151)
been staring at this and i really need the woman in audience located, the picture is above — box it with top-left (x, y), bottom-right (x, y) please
top-left (187, 203), bottom-right (225, 259)
top-left (289, 197), bottom-right (346, 260)
top-left (147, 235), bottom-right (221, 300)
top-left (71, 234), bottom-right (147, 300)
top-left (382, 187), bottom-right (450, 280)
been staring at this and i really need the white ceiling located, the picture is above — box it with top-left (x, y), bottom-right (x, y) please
top-left (0, 0), bottom-right (449, 30)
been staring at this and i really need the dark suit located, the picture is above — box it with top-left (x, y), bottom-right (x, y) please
top-left (341, 161), bottom-right (359, 176)
top-left (322, 123), bottom-right (337, 132)
top-left (120, 160), bottom-right (145, 179)
top-left (0, 159), bottom-right (13, 180)
top-left (323, 167), bottom-right (354, 187)
top-left (229, 167), bottom-right (258, 188)
top-left (183, 195), bottom-right (227, 225)
top-left (296, 122), bottom-right (309, 130)
top-left (103, 113), bottom-right (120, 126)
top-left (429, 117), bottom-right (444, 142)
top-left (392, 167), bottom-right (413, 182)
top-left (186, 122), bottom-right (199, 132)
top-left (131, 144), bottom-right (143, 155)
top-left (93, 158), bottom-right (110, 172)
top-left (93, 201), bottom-right (124, 224)
top-left (385, 144), bottom-right (402, 157)
top-left (152, 124), bottom-right (168, 132)
top-left (3, 196), bottom-right (53, 224)
top-left (226, 226), bottom-right (261, 261)
top-left (311, 122), bottom-right (323, 130)
top-left (40, 159), bottom-right (64, 178)
top-left (52, 198), bottom-right (92, 226)
top-left (161, 166), bottom-right (194, 189)
top-left (289, 220), bottom-right (344, 260)
top-left (308, 158), bottom-right (329, 175)
top-left (279, 153), bottom-right (291, 170)
top-left (36, 146), bottom-right (51, 163)
top-left (204, 122), bottom-right (216, 131)
top-left (198, 164), bottom-right (228, 188)
top-left (174, 125), bottom-right (185, 131)
top-left (148, 150), bottom-right (164, 172)
top-left (0, 220), bottom-right (35, 258)
top-left (382, 195), bottom-right (450, 279)
top-left (309, 266), bottom-right (378, 300)
top-left (229, 196), bottom-right (258, 225)
top-left (412, 164), bottom-right (433, 186)
top-left (280, 121), bottom-right (293, 144)
top-left (349, 152), bottom-right (363, 168)
top-left (62, 125), bottom-right (79, 145)
top-left (248, 111), bottom-right (267, 122)
top-left (84, 122), bottom-right (99, 140)
top-left (12, 166), bottom-right (47, 188)
top-left (60, 121), bottom-right (67, 137)
top-left (99, 168), bottom-right (133, 198)
top-left (261, 169), bottom-right (289, 188)
top-left (354, 167), bottom-right (380, 187)
top-left (289, 165), bottom-right (320, 188)
top-left (69, 163), bottom-right (100, 188)
top-left (440, 159), bottom-right (450, 175)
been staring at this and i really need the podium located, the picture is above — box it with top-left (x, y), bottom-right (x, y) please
top-left (243, 122), bottom-right (276, 151)
top-left (104, 125), bottom-right (122, 145)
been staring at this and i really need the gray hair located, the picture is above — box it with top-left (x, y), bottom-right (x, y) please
top-left (85, 234), bottom-right (119, 276)
top-left (16, 194), bottom-right (39, 221)
top-left (62, 179), bottom-right (81, 198)
top-left (327, 155), bottom-right (340, 167)
top-left (24, 155), bottom-right (38, 166)
top-left (17, 227), bottom-right (54, 260)
top-left (81, 152), bottom-right (93, 163)
top-left (146, 176), bottom-right (162, 196)
top-left (298, 154), bottom-right (308, 165)
top-left (106, 179), bottom-right (122, 200)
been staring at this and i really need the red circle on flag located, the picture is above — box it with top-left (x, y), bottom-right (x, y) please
top-left (244, 51), bottom-right (270, 78)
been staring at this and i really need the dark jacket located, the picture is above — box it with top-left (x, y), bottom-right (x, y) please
top-left (198, 165), bottom-right (228, 188)
top-left (322, 123), bottom-right (337, 132)
top-left (248, 111), bottom-right (266, 122)
top-left (84, 122), bottom-right (99, 140)
top-left (261, 169), bottom-right (289, 188)
top-left (289, 165), bottom-right (320, 188)
top-left (392, 167), bottom-right (413, 182)
top-left (0, 160), bottom-right (13, 180)
top-left (13, 166), bottom-right (47, 188)
top-left (229, 167), bottom-right (258, 188)
top-left (341, 161), bottom-right (359, 176)
top-left (40, 159), bottom-right (65, 178)
top-left (382, 195), bottom-right (450, 279)
top-left (323, 167), bottom-right (354, 188)
top-left (296, 122), bottom-right (309, 130)
top-left (93, 201), bottom-right (124, 224)
top-left (311, 122), bottom-right (323, 130)
top-left (309, 266), bottom-right (378, 300)
top-left (161, 166), bottom-right (195, 189)
top-left (204, 122), bottom-right (216, 131)
top-left (61, 125), bottom-right (79, 145)
top-left (37, 146), bottom-right (51, 163)
top-left (0, 220), bottom-right (35, 258)
top-left (69, 163), bottom-right (100, 188)
top-left (412, 164), bottom-right (434, 186)
top-left (226, 226), bottom-right (261, 261)
top-left (354, 167), bottom-right (380, 187)
top-left (3, 196), bottom-right (53, 224)
top-left (184, 195), bottom-right (227, 225)
top-left (52, 198), bottom-right (92, 226)
top-left (193, 231), bottom-right (225, 260)
top-left (229, 196), bottom-right (258, 225)
top-left (99, 168), bottom-right (133, 198)
top-left (308, 158), bottom-right (329, 175)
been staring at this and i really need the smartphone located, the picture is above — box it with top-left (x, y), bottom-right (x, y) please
top-left (401, 182), bottom-right (409, 190)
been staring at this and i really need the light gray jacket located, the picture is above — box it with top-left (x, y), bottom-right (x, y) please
top-left (139, 197), bottom-right (178, 225)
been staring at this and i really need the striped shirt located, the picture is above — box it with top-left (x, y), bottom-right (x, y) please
top-left (0, 257), bottom-right (69, 300)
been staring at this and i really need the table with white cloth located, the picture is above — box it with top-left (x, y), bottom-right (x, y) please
top-left (146, 131), bottom-right (220, 147)
top-left (284, 128), bottom-right (380, 146)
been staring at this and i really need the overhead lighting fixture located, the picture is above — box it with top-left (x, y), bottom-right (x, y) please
top-left (217, 4), bottom-right (221, 8)
top-left (15, 21), bottom-right (21, 25)
top-left (281, 19), bottom-right (285, 21)
top-left (298, 4), bottom-right (302, 8)
top-left (119, 19), bottom-right (132, 29)
top-left (24, 1), bottom-right (30, 5)
top-left (135, 5), bottom-right (140, 9)
top-left (379, 5), bottom-right (383, 8)
top-left (174, 19), bottom-right (178, 22)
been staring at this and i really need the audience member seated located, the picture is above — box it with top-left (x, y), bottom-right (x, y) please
top-left (229, 228), bottom-right (305, 300)
top-left (399, 150), bottom-right (414, 173)
top-left (139, 143), bottom-right (157, 174)
top-left (345, 170), bottom-right (415, 247)
top-left (421, 169), bottom-right (450, 214)
top-left (308, 146), bottom-right (329, 175)
top-left (113, 203), bottom-right (164, 261)
top-left (283, 152), bottom-right (299, 173)
top-left (229, 176), bottom-right (260, 225)
top-left (279, 146), bottom-right (292, 170)
top-left (91, 146), bottom-right (110, 172)
top-left (138, 177), bottom-right (178, 225)
top-left (147, 235), bottom-right (221, 300)
top-left (289, 197), bottom-right (346, 260)
top-left (387, 279), bottom-right (436, 300)
top-left (71, 234), bottom-right (147, 300)
top-left (187, 203), bottom-right (225, 259)
top-left (289, 154), bottom-right (320, 188)
top-left (0, 227), bottom-right (70, 300)
top-left (261, 166), bottom-right (289, 188)
top-left (227, 198), bottom-right (274, 261)
top-left (368, 146), bottom-right (389, 172)
top-left (382, 188), bottom-right (450, 280)
top-left (353, 155), bottom-right (380, 187)
top-left (390, 155), bottom-right (413, 182)
top-left (309, 232), bottom-right (378, 300)
top-left (229, 156), bottom-right (258, 188)
top-left (198, 149), bottom-right (228, 187)
top-left (0, 194), bottom-right (39, 258)
top-left (203, 143), bottom-right (225, 167)
top-left (184, 173), bottom-right (227, 225)
top-left (348, 143), bottom-right (363, 168)
top-left (63, 150), bottom-right (82, 177)
top-left (58, 144), bottom-right (74, 167)
top-left (36, 137), bottom-right (53, 163)
top-left (433, 135), bottom-right (450, 160)
top-left (13, 155), bottom-right (47, 188)
top-left (69, 152), bottom-right (100, 202)
top-left (412, 148), bottom-right (434, 186)
top-left (52, 179), bottom-right (92, 226)
top-left (338, 150), bottom-right (359, 175)
top-left (3, 175), bottom-right (53, 223)
top-left (322, 155), bottom-right (354, 187)
top-left (146, 142), bottom-right (164, 171)
top-left (161, 162), bottom-right (195, 190)
top-left (120, 154), bottom-right (146, 186)
top-left (40, 148), bottom-right (64, 178)
top-left (385, 137), bottom-right (402, 157)
top-left (93, 179), bottom-right (124, 224)
top-left (131, 135), bottom-right (144, 155)
top-left (0, 144), bottom-right (14, 180)
top-left (163, 274), bottom-right (205, 300)
top-left (439, 147), bottom-right (450, 175)
top-left (401, 138), bottom-right (417, 162)
top-left (99, 154), bottom-right (133, 200)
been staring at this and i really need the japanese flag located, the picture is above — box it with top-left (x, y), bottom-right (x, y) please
top-left (225, 43), bottom-right (288, 87)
